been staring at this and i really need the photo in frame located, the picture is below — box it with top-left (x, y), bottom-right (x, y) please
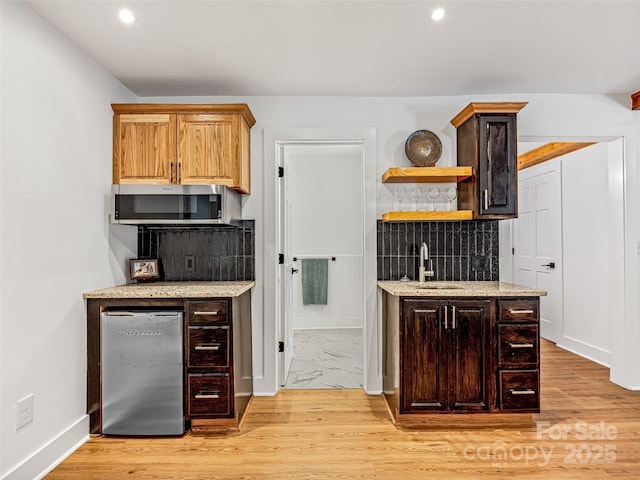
top-left (129, 258), bottom-right (160, 281)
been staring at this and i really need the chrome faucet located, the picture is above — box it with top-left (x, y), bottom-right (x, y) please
top-left (418, 242), bottom-right (434, 283)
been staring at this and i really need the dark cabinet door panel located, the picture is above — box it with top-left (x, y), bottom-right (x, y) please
top-left (449, 301), bottom-right (491, 411)
top-left (401, 301), bottom-right (448, 412)
top-left (478, 115), bottom-right (516, 216)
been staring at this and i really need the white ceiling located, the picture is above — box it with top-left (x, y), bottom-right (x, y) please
top-left (25, 0), bottom-right (640, 98)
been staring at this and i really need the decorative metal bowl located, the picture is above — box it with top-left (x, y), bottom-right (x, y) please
top-left (405, 130), bottom-right (442, 167)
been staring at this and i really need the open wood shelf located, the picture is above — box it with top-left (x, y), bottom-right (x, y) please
top-left (382, 210), bottom-right (474, 222)
top-left (382, 167), bottom-right (472, 183)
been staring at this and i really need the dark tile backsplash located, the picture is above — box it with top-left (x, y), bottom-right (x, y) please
top-left (377, 220), bottom-right (498, 281)
top-left (138, 221), bottom-right (255, 281)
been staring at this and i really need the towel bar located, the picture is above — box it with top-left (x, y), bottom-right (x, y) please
top-left (293, 256), bottom-right (336, 261)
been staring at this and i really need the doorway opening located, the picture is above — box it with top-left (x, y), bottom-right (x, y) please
top-left (508, 137), bottom-right (625, 369)
top-left (276, 142), bottom-right (365, 389)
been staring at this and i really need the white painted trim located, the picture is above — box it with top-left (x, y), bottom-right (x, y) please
top-left (294, 326), bottom-right (364, 331)
top-left (263, 128), bottom-right (378, 396)
top-left (1, 416), bottom-right (89, 480)
top-left (516, 133), bottom-right (636, 389)
top-left (556, 337), bottom-right (610, 368)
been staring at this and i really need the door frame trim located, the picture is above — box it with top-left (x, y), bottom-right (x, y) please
top-left (263, 128), bottom-right (378, 395)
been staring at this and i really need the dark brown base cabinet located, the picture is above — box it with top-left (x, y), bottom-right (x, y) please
top-left (401, 299), bottom-right (493, 413)
top-left (383, 294), bottom-right (540, 423)
top-left (86, 292), bottom-right (252, 434)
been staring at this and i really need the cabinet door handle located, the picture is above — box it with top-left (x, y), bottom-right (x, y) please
top-left (508, 342), bottom-right (534, 349)
top-left (195, 343), bottom-right (221, 351)
top-left (170, 162), bottom-right (174, 182)
top-left (443, 306), bottom-right (448, 330)
top-left (483, 189), bottom-right (489, 210)
top-left (452, 306), bottom-right (456, 330)
top-left (509, 389), bottom-right (536, 395)
top-left (195, 392), bottom-right (220, 399)
top-left (508, 309), bottom-right (534, 314)
top-left (194, 311), bottom-right (220, 316)
top-left (177, 162), bottom-right (181, 183)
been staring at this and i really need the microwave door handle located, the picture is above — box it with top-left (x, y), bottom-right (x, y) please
top-left (179, 194), bottom-right (186, 219)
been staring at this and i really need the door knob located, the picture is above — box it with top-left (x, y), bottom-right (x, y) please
top-left (291, 268), bottom-right (299, 274)
top-left (541, 262), bottom-right (556, 269)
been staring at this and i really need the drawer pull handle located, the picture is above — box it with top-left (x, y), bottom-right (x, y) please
top-left (195, 392), bottom-right (220, 399)
top-left (195, 344), bottom-right (221, 351)
top-left (508, 309), bottom-right (534, 314)
top-left (194, 311), bottom-right (220, 316)
top-left (509, 389), bottom-right (536, 395)
top-left (508, 343), bottom-right (534, 349)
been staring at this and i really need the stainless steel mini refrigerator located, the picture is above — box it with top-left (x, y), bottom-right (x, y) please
top-left (101, 310), bottom-right (184, 435)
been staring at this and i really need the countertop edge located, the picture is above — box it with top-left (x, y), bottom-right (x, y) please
top-left (377, 281), bottom-right (547, 298)
top-left (83, 281), bottom-right (256, 299)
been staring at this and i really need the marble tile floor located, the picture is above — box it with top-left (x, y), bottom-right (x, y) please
top-left (283, 328), bottom-right (363, 389)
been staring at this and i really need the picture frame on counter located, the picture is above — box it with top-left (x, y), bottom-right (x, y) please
top-left (129, 258), bottom-right (160, 281)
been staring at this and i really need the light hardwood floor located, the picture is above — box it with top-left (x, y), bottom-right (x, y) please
top-left (46, 340), bottom-right (640, 479)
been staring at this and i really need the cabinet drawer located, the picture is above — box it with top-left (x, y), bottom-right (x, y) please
top-left (188, 326), bottom-right (230, 368)
top-left (498, 299), bottom-right (538, 323)
top-left (187, 300), bottom-right (228, 325)
top-left (498, 325), bottom-right (538, 366)
top-left (499, 370), bottom-right (539, 411)
top-left (188, 373), bottom-right (231, 416)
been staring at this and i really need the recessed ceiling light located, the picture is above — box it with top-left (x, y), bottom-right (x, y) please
top-left (431, 7), bottom-right (446, 21)
top-left (119, 9), bottom-right (135, 24)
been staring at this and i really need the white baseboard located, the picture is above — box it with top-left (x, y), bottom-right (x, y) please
top-left (293, 326), bottom-right (363, 331)
top-left (2, 415), bottom-right (89, 480)
top-left (556, 336), bottom-right (610, 367)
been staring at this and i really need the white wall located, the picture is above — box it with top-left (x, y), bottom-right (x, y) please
top-left (560, 143), bottom-right (611, 364)
top-left (0, 2), bottom-right (137, 478)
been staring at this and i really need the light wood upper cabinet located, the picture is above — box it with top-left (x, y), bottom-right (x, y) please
top-left (114, 114), bottom-right (177, 184)
top-left (112, 104), bottom-right (255, 193)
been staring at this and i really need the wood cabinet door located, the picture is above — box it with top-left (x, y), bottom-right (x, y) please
top-left (113, 114), bottom-right (176, 184)
top-left (401, 300), bottom-right (448, 413)
top-left (177, 114), bottom-right (239, 185)
top-left (478, 115), bottom-right (517, 217)
top-left (448, 299), bottom-right (492, 411)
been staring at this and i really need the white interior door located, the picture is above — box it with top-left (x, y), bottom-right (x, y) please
top-left (278, 152), bottom-right (294, 386)
top-left (513, 162), bottom-right (563, 343)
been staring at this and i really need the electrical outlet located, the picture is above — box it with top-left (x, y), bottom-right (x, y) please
top-left (471, 255), bottom-right (489, 272)
top-left (184, 255), bottom-right (195, 272)
top-left (16, 394), bottom-right (34, 430)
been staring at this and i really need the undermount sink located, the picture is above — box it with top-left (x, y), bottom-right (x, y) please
top-left (415, 283), bottom-right (465, 290)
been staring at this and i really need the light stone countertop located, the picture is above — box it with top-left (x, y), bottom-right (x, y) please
top-left (83, 281), bottom-right (255, 299)
top-left (378, 280), bottom-right (546, 297)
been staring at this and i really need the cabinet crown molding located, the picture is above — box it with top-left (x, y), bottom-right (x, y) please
top-left (450, 102), bottom-right (528, 128)
top-left (112, 103), bottom-right (256, 127)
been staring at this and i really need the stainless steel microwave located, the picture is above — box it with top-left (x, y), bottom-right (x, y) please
top-left (111, 184), bottom-right (241, 225)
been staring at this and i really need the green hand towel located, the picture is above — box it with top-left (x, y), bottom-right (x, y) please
top-left (301, 258), bottom-right (329, 305)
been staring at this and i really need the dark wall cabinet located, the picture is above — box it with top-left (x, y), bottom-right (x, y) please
top-left (401, 299), bottom-right (493, 413)
top-left (452, 102), bottom-right (527, 219)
